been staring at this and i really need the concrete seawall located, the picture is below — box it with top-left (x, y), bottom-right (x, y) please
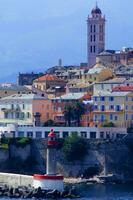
top-left (0, 173), bottom-right (33, 187)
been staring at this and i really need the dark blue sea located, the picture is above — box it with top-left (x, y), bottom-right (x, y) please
top-left (2, 184), bottom-right (133, 199)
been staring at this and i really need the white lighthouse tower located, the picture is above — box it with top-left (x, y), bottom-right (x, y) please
top-left (87, 3), bottom-right (106, 67)
top-left (33, 129), bottom-right (64, 191)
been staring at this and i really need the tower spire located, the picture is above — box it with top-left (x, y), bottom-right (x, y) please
top-left (96, 1), bottom-right (98, 8)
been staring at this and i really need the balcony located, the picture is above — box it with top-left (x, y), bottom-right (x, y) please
top-left (93, 109), bottom-right (124, 113)
top-left (1, 108), bottom-right (21, 113)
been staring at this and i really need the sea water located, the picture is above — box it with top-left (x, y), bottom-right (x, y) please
top-left (1, 184), bottom-right (133, 199)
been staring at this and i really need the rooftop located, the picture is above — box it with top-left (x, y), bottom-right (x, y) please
top-left (34, 74), bottom-right (63, 82)
top-left (1, 93), bottom-right (48, 101)
top-left (53, 93), bottom-right (86, 100)
top-left (94, 91), bottom-right (130, 97)
top-left (95, 78), bottom-right (126, 84)
top-left (87, 66), bottom-right (106, 74)
top-left (0, 84), bottom-right (31, 91)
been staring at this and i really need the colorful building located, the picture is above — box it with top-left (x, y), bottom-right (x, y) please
top-left (93, 91), bottom-right (133, 128)
top-left (33, 74), bottom-right (66, 98)
top-left (0, 94), bottom-right (53, 125)
top-left (52, 93), bottom-right (92, 127)
top-left (83, 63), bottom-right (113, 84)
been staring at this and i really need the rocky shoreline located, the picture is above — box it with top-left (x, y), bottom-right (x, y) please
top-left (0, 184), bottom-right (80, 199)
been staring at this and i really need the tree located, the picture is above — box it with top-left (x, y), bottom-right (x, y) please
top-left (63, 133), bottom-right (88, 162)
top-left (44, 119), bottom-right (55, 127)
top-left (64, 104), bottom-right (74, 127)
top-left (73, 102), bottom-right (85, 126)
top-left (101, 121), bottom-right (115, 127)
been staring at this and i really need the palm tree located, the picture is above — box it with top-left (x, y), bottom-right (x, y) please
top-left (73, 102), bottom-right (85, 126)
top-left (64, 104), bottom-right (74, 127)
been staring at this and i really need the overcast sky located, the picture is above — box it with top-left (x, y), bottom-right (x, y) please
top-left (0, 0), bottom-right (132, 81)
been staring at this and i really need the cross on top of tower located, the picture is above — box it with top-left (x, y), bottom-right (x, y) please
top-left (91, 2), bottom-right (102, 15)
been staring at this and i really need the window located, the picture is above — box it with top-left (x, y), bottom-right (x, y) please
top-left (126, 96), bottom-right (128, 101)
top-left (11, 104), bottom-right (14, 109)
top-left (94, 25), bottom-right (96, 33)
top-left (18, 131), bottom-right (24, 137)
top-left (110, 114), bottom-right (113, 120)
top-left (21, 112), bottom-right (25, 119)
top-left (125, 114), bottom-right (128, 121)
top-left (90, 46), bottom-right (93, 53)
top-left (131, 115), bottom-right (133, 120)
top-left (126, 105), bottom-right (128, 111)
top-left (93, 46), bottom-right (96, 53)
top-left (109, 97), bottom-right (114, 101)
top-left (114, 116), bottom-right (118, 121)
top-left (94, 115), bottom-right (97, 121)
top-left (116, 105), bottom-right (120, 111)
top-left (4, 113), bottom-right (8, 119)
top-left (22, 104), bottom-right (25, 110)
top-left (100, 96), bottom-right (105, 101)
top-left (110, 105), bottom-right (114, 110)
top-left (90, 35), bottom-right (92, 42)
top-left (27, 132), bottom-right (33, 138)
top-left (101, 105), bottom-right (105, 111)
top-left (90, 132), bottom-right (96, 139)
top-left (94, 97), bottom-right (97, 101)
top-left (36, 132), bottom-right (42, 138)
top-left (81, 132), bottom-right (87, 138)
top-left (27, 112), bottom-right (31, 118)
top-left (93, 35), bottom-right (96, 42)
top-left (90, 25), bottom-right (92, 33)
top-left (101, 115), bottom-right (105, 122)
top-left (16, 112), bottom-right (19, 119)
top-left (94, 105), bottom-right (98, 110)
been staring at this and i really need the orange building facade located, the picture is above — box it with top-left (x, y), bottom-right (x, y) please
top-left (51, 93), bottom-right (93, 127)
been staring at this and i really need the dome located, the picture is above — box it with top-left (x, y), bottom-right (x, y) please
top-left (91, 6), bottom-right (102, 15)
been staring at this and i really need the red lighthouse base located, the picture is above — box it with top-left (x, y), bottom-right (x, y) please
top-left (33, 174), bottom-right (64, 192)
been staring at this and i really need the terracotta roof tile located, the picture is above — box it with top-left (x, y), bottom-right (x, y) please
top-left (35, 74), bottom-right (63, 82)
top-left (113, 85), bottom-right (133, 92)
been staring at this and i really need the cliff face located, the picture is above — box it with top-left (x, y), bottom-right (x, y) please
top-left (0, 139), bottom-right (132, 179)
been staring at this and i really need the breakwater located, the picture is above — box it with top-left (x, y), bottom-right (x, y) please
top-left (0, 173), bottom-right (79, 199)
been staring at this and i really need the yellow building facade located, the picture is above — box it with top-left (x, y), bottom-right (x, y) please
top-left (83, 64), bottom-right (113, 83)
top-left (93, 92), bottom-right (133, 128)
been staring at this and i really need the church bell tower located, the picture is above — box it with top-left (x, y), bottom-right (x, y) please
top-left (87, 3), bottom-right (105, 67)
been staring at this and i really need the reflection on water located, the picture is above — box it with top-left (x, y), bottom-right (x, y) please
top-left (76, 184), bottom-right (133, 199)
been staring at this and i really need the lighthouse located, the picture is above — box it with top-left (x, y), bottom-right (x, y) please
top-left (33, 129), bottom-right (64, 191)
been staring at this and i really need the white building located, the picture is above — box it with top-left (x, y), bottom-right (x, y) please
top-left (0, 123), bottom-right (127, 140)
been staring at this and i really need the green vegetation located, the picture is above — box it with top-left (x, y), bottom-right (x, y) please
top-left (73, 102), bottom-right (85, 126)
top-left (9, 137), bottom-right (31, 147)
top-left (101, 121), bottom-right (115, 127)
top-left (64, 102), bottom-right (86, 127)
top-left (64, 104), bottom-right (74, 127)
top-left (0, 136), bottom-right (31, 149)
top-left (44, 119), bottom-right (55, 126)
top-left (83, 165), bottom-right (102, 178)
top-left (63, 133), bottom-right (88, 162)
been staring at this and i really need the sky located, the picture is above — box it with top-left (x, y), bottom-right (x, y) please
top-left (0, 0), bottom-right (132, 82)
